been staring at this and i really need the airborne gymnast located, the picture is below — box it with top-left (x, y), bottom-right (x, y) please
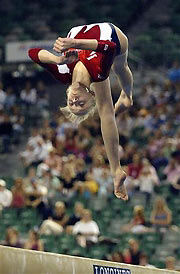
top-left (29, 22), bottom-right (133, 200)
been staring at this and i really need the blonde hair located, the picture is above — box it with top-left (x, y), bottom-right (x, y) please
top-left (60, 84), bottom-right (96, 125)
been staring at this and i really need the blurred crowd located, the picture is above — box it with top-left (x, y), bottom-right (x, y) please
top-left (0, 64), bottom-right (180, 271)
top-left (0, 80), bottom-right (49, 153)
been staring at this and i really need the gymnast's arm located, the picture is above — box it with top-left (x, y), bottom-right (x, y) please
top-left (29, 48), bottom-right (78, 65)
top-left (53, 37), bottom-right (116, 53)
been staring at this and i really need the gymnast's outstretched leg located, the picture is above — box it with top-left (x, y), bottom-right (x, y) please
top-left (92, 78), bottom-right (128, 200)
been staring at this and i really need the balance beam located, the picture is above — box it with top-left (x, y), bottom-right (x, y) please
top-left (0, 245), bottom-right (178, 274)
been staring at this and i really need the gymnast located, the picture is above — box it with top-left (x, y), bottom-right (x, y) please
top-left (29, 22), bottom-right (133, 201)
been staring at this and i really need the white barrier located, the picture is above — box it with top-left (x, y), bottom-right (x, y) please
top-left (0, 245), bottom-right (179, 274)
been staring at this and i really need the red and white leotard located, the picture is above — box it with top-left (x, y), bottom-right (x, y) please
top-left (29, 22), bottom-right (117, 83)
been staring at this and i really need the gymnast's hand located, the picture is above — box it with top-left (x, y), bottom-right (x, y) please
top-left (60, 50), bottom-right (79, 64)
top-left (53, 37), bottom-right (76, 53)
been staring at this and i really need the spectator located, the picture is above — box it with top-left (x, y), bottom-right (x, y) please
top-left (83, 171), bottom-right (98, 197)
top-left (10, 105), bottom-right (24, 145)
top-left (59, 164), bottom-right (79, 199)
top-left (128, 153), bottom-right (143, 180)
top-left (163, 157), bottom-right (180, 184)
top-left (170, 177), bottom-right (180, 196)
top-left (24, 175), bottom-right (48, 218)
top-left (0, 179), bottom-right (12, 208)
top-left (128, 238), bottom-right (142, 265)
top-left (74, 126), bottom-right (93, 160)
top-left (139, 253), bottom-right (155, 268)
top-left (39, 201), bottom-right (69, 235)
top-left (96, 165), bottom-right (113, 196)
top-left (0, 114), bottom-right (13, 153)
top-left (150, 196), bottom-right (172, 232)
top-left (38, 168), bottom-right (62, 206)
top-left (44, 147), bottom-right (62, 176)
top-left (73, 209), bottom-right (100, 247)
top-left (168, 61), bottom-right (180, 84)
top-left (138, 85), bottom-right (156, 109)
top-left (91, 155), bottom-right (105, 182)
top-left (33, 138), bottom-right (49, 166)
top-left (24, 229), bottom-right (44, 251)
top-left (4, 87), bottom-right (16, 109)
top-left (75, 158), bottom-right (87, 181)
top-left (109, 251), bottom-right (124, 263)
top-left (123, 248), bottom-right (132, 264)
top-left (27, 128), bottom-right (43, 150)
top-left (24, 167), bottom-right (37, 184)
top-left (66, 202), bottom-right (84, 233)
top-left (122, 205), bottom-right (150, 233)
top-left (20, 81), bottom-right (37, 105)
top-left (20, 143), bottom-right (36, 169)
top-left (142, 158), bottom-right (160, 183)
top-left (36, 80), bottom-right (49, 109)
top-left (11, 177), bottom-right (26, 208)
top-left (138, 164), bottom-right (159, 207)
top-left (165, 256), bottom-right (177, 271)
top-left (4, 227), bottom-right (22, 248)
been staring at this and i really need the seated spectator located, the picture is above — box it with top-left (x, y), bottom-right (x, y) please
top-left (0, 179), bottom-right (12, 209)
top-left (108, 251), bottom-right (124, 263)
top-left (24, 175), bottom-right (48, 218)
top-left (165, 256), bottom-right (177, 271)
top-left (74, 126), bottom-right (93, 160)
top-left (20, 81), bottom-right (37, 106)
top-left (62, 127), bottom-right (76, 154)
top-left (122, 205), bottom-right (150, 234)
top-left (59, 164), bottom-right (79, 199)
top-left (10, 105), bottom-right (24, 145)
top-left (23, 167), bottom-right (38, 187)
top-left (163, 157), bottom-right (180, 184)
top-left (127, 238), bottom-right (143, 265)
top-left (123, 248), bottom-right (132, 264)
top-left (0, 114), bottom-right (13, 153)
top-left (39, 201), bottom-right (69, 235)
top-left (139, 253), bottom-right (155, 268)
top-left (128, 153), bottom-right (143, 180)
top-left (91, 155), bottom-right (105, 182)
top-left (73, 209), bottom-right (99, 247)
top-left (36, 80), bottom-right (49, 109)
top-left (44, 147), bottom-right (62, 176)
top-left (11, 177), bottom-right (26, 208)
top-left (24, 229), bottom-right (44, 251)
top-left (142, 158), bottom-right (160, 183)
top-left (28, 128), bottom-right (43, 149)
top-left (36, 163), bottom-right (50, 178)
top-left (4, 87), bottom-right (16, 109)
top-left (32, 138), bottom-right (49, 166)
top-left (150, 197), bottom-right (172, 232)
top-left (19, 143), bottom-right (36, 170)
top-left (170, 177), bottom-right (180, 195)
top-left (83, 171), bottom-right (99, 197)
top-left (38, 168), bottom-right (62, 206)
top-left (95, 165), bottom-right (113, 196)
top-left (138, 164), bottom-right (159, 207)
top-left (75, 158), bottom-right (87, 182)
top-left (66, 202), bottom-right (84, 233)
top-left (168, 61), bottom-right (180, 84)
top-left (4, 227), bottom-right (22, 248)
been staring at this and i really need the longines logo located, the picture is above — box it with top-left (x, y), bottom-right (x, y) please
top-left (93, 265), bottom-right (131, 274)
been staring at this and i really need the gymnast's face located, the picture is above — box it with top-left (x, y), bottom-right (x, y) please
top-left (67, 83), bottom-right (94, 114)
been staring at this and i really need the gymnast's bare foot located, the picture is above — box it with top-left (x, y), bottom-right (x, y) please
top-left (113, 168), bottom-right (128, 200)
